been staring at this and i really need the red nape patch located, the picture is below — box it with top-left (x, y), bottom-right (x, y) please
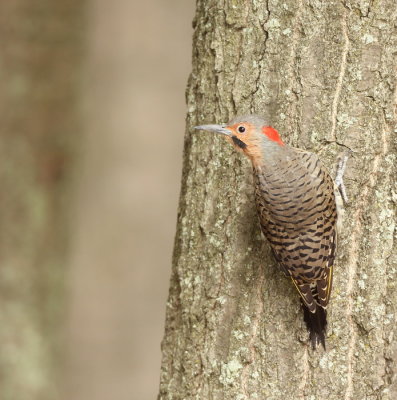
top-left (261, 126), bottom-right (284, 145)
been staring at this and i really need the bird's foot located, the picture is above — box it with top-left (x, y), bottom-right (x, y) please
top-left (335, 151), bottom-right (350, 204)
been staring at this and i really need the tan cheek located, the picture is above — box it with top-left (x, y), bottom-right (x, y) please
top-left (234, 130), bottom-right (248, 142)
top-left (246, 137), bottom-right (264, 164)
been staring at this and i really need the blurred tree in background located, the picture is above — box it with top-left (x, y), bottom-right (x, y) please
top-left (0, 1), bottom-right (193, 399)
top-left (0, 1), bottom-right (84, 399)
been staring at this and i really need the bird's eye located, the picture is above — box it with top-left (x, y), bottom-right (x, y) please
top-left (238, 126), bottom-right (246, 133)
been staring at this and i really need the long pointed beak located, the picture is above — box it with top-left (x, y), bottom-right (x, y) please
top-left (194, 124), bottom-right (231, 136)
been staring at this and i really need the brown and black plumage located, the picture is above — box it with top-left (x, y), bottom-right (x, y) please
top-left (195, 115), bottom-right (338, 349)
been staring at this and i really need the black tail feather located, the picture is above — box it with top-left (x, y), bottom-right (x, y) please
top-left (302, 301), bottom-right (327, 350)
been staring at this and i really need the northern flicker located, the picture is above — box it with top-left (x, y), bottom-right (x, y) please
top-left (195, 115), bottom-right (343, 349)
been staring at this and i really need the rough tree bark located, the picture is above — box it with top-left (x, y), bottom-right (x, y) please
top-left (159, 0), bottom-right (397, 399)
top-left (0, 2), bottom-right (84, 399)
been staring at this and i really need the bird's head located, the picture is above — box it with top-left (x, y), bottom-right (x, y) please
top-left (194, 115), bottom-right (284, 165)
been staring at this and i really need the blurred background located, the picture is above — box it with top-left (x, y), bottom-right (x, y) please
top-left (0, 1), bottom-right (194, 399)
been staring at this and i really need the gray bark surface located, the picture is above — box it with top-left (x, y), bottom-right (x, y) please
top-left (159, 0), bottom-right (397, 399)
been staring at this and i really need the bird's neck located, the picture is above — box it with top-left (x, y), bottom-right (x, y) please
top-left (251, 139), bottom-right (291, 172)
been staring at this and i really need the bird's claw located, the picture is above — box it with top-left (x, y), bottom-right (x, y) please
top-left (335, 151), bottom-right (350, 204)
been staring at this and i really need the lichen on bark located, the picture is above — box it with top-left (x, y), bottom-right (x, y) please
top-left (159, 1), bottom-right (397, 399)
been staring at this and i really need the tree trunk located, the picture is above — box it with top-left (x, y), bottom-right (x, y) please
top-left (159, 1), bottom-right (397, 399)
top-left (0, 2), bottom-right (84, 399)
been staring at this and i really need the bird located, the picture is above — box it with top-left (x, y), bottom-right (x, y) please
top-left (195, 114), bottom-right (342, 349)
